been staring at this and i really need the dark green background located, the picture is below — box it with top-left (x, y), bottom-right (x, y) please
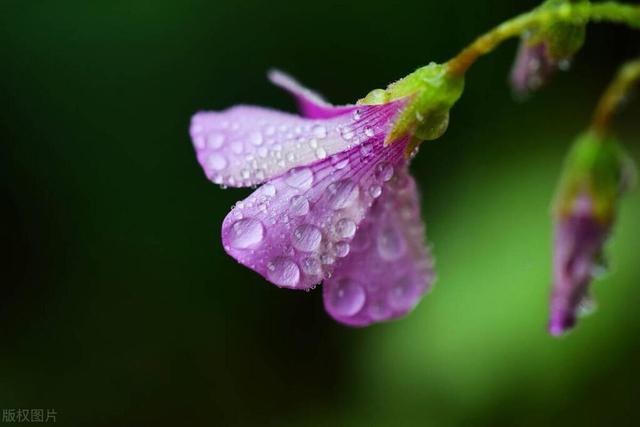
top-left (2, 1), bottom-right (640, 425)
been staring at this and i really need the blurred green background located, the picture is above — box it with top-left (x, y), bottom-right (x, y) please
top-left (2, 0), bottom-right (640, 425)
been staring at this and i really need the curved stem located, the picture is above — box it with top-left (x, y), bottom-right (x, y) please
top-left (591, 59), bottom-right (640, 134)
top-left (446, 2), bottom-right (640, 76)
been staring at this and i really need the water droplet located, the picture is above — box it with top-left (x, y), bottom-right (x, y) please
top-left (334, 218), bottom-right (356, 239)
top-left (286, 152), bottom-right (296, 163)
top-left (289, 195), bottom-right (310, 216)
top-left (367, 300), bottom-right (392, 321)
top-left (301, 256), bottom-right (322, 276)
top-left (377, 224), bottom-right (406, 260)
top-left (369, 184), bottom-right (382, 198)
top-left (258, 147), bottom-right (268, 158)
top-left (249, 131), bottom-right (263, 146)
top-left (340, 127), bottom-right (355, 141)
top-left (352, 109), bottom-right (362, 121)
top-left (375, 162), bottom-right (393, 182)
top-left (331, 157), bottom-right (349, 170)
top-left (388, 275), bottom-right (418, 311)
top-left (229, 218), bottom-right (264, 249)
top-left (558, 59), bottom-right (572, 71)
top-left (316, 147), bottom-right (327, 159)
top-left (327, 277), bottom-right (366, 317)
top-left (335, 241), bottom-right (350, 257)
top-left (207, 133), bottom-right (224, 150)
top-left (292, 224), bottom-right (323, 252)
top-left (206, 154), bottom-right (227, 171)
top-left (327, 179), bottom-right (359, 209)
top-left (262, 183), bottom-right (276, 197)
top-left (312, 125), bottom-right (327, 139)
top-left (231, 141), bottom-right (244, 154)
top-left (266, 257), bottom-right (300, 288)
top-left (320, 253), bottom-right (335, 265)
top-left (577, 295), bottom-right (598, 317)
top-left (359, 144), bottom-right (372, 157)
top-left (364, 126), bottom-right (375, 137)
top-left (193, 136), bottom-right (206, 150)
top-left (285, 168), bottom-right (314, 190)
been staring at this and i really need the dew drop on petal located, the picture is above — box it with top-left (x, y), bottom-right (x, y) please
top-left (316, 147), bottom-right (327, 159)
top-left (334, 218), bottom-right (356, 239)
top-left (267, 257), bottom-right (300, 288)
top-left (352, 109), bottom-right (362, 121)
top-left (327, 179), bottom-right (359, 210)
top-left (335, 241), bottom-right (350, 257)
top-left (262, 183), bottom-right (276, 197)
top-left (207, 134), bottom-right (225, 149)
top-left (194, 136), bottom-right (206, 150)
top-left (341, 127), bottom-right (355, 141)
top-left (375, 162), bottom-right (394, 182)
top-left (369, 184), bottom-right (382, 198)
top-left (292, 224), bottom-right (323, 252)
top-left (320, 253), bottom-right (335, 265)
top-left (289, 195), bottom-right (310, 216)
top-left (312, 125), bottom-right (327, 139)
top-left (249, 131), bottom-right (263, 146)
top-left (231, 141), bottom-right (244, 154)
top-left (285, 168), bottom-right (314, 190)
top-left (367, 300), bottom-right (392, 321)
top-left (301, 256), bottom-right (322, 276)
top-left (207, 153), bottom-right (228, 171)
top-left (377, 224), bottom-right (406, 260)
top-left (360, 144), bottom-right (372, 158)
top-left (261, 126), bottom-right (273, 138)
top-left (388, 276), bottom-right (417, 311)
top-left (364, 126), bottom-right (375, 137)
top-left (331, 157), bottom-right (349, 170)
top-left (229, 218), bottom-right (264, 249)
top-left (327, 277), bottom-right (366, 317)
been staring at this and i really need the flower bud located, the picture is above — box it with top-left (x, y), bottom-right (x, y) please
top-left (510, 0), bottom-right (588, 96)
top-left (549, 131), bottom-right (634, 336)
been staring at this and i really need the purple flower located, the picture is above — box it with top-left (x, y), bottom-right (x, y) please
top-left (510, 41), bottom-right (560, 96)
top-left (190, 71), bottom-right (436, 326)
top-left (549, 194), bottom-right (609, 336)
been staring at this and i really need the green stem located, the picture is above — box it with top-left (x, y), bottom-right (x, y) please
top-left (446, 2), bottom-right (640, 76)
top-left (591, 59), bottom-right (640, 134)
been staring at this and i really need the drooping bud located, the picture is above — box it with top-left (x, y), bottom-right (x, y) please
top-left (359, 62), bottom-right (464, 153)
top-left (549, 131), bottom-right (634, 336)
top-left (510, 0), bottom-right (588, 96)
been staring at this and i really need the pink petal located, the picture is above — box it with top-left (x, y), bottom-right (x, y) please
top-left (268, 69), bottom-right (356, 119)
top-left (221, 134), bottom-right (412, 291)
top-left (190, 101), bottom-right (404, 188)
top-left (323, 167), bottom-right (435, 326)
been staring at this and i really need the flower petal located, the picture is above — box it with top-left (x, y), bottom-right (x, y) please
top-left (323, 167), bottom-right (435, 326)
top-left (268, 69), bottom-right (356, 119)
top-left (221, 134), bottom-right (411, 291)
top-left (190, 101), bottom-right (404, 187)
